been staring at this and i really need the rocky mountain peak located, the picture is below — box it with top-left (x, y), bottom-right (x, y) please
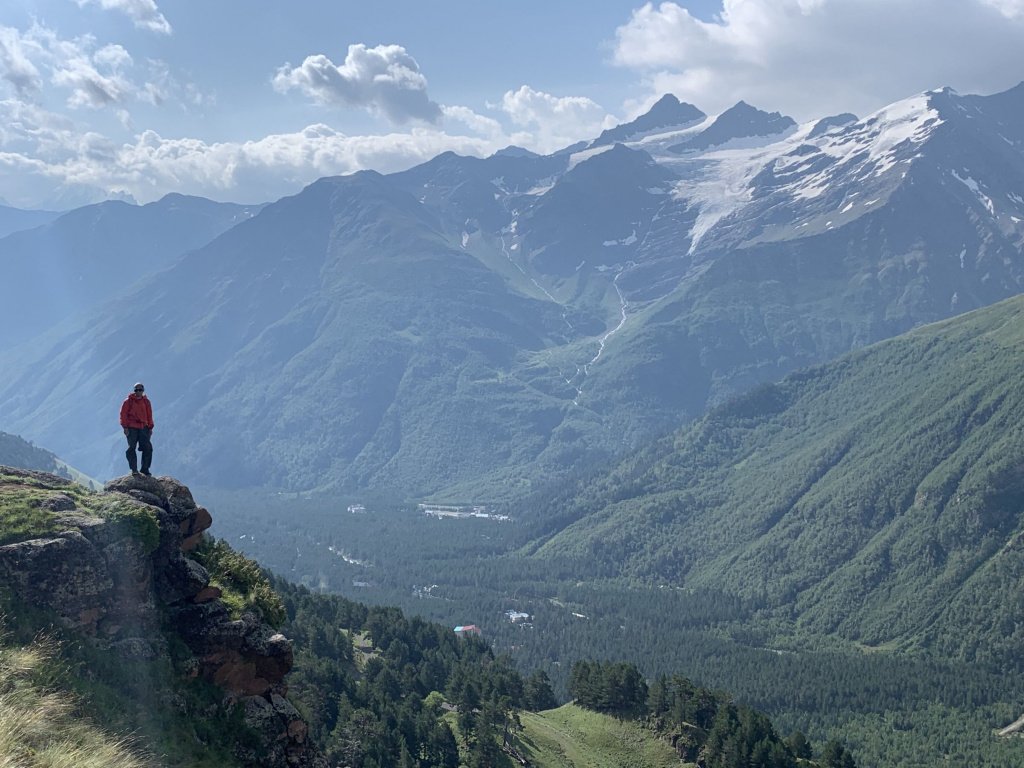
top-left (670, 100), bottom-right (797, 153)
top-left (591, 93), bottom-right (706, 147)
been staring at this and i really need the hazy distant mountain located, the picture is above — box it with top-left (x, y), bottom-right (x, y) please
top-left (0, 173), bottom-right (573, 490)
top-left (0, 204), bottom-right (62, 239)
top-left (0, 194), bottom-right (261, 350)
top-left (0, 431), bottom-right (65, 476)
top-left (1, 83), bottom-right (1023, 497)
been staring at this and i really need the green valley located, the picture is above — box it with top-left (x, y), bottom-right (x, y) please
top-left (193, 296), bottom-right (1024, 766)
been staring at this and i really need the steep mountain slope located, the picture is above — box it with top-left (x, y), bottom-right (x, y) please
top-left (0, 84), bottom-right (1022, 498)
top-left (0, 173), bottom-right (576, 491)
top-left (526, 295), bottom-right (1024, 667)
top-left (0, 194), bottom-right (260, 350)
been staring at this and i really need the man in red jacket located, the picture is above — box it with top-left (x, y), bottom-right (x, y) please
top-left (120, 382), bottom-right (154, 476)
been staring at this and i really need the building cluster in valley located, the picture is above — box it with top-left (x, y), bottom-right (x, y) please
top-left (418, 503), bottom-right (511, 521)
top-left (452, 610), bottom-right (533, 638)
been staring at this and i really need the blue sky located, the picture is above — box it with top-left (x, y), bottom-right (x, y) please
top-left (0, 0), bottom-right (1022, 207)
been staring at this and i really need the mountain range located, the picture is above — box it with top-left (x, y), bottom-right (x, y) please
top-left (0, 194), bottom-right (261, 352)
top-left (1, 82), bottom-right (1022, 497)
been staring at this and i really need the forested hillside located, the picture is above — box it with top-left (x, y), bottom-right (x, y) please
top-left (275, 578), bottom-right (856, 768)
top-left (525, 294), bottom-right (1024, 668)
top-left (1, 466), bottom-right (842, 767)
top-left (0, 431), bottom-right (64, 476)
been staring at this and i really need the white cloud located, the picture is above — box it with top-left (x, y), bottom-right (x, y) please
top-left (273, 43), bottom-right (442, 124)
top-left (52, 42), bottom-right (134, 108)
top-left (1, 28), bottom-right (627, 208)
top-left (0, 98), bottom-right (76, 152)
top-left (981, 0), bottom-right (1024, 17)
top-left (0, 79), bottom-right (628, 207)
top-left (0, 26), bottom-right (43, 95)
top-left (496, 86), bottom-right (616, 153)
top-left (614, 0), bottom-right (1024, 120)
top-left (74, 0), bottom-right (172, 35)
top-left (0, 120), bottom-right (506, 207)
top-left (0, 24), bottom-right (192, 117)
top-left (442, 105), bottom-right (505, 140)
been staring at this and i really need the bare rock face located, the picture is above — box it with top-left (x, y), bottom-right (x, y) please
top-left (101, 473), bottom-right (325, 767)
top-left (0, 468), bottom-right (325, 768)
top-left (237, 693), bottom-right (318, 768)
top-left (0, 469), bottom-right (157, 639)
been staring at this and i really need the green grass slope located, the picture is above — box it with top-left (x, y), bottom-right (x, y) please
top-left (527, 294), bottom-right (1024, 666)
top-left (0, 635), bottom-right (151, 768)
top-left (516, 704), bottom-right (686, 768)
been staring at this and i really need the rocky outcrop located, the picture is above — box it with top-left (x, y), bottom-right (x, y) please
top-left (0, 467), bottom-right (325, 768)
top-left (0, 468), bottom-right (158, 640)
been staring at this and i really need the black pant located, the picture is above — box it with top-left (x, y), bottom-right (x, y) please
top-left (125, 428), bottom-right (153, 473)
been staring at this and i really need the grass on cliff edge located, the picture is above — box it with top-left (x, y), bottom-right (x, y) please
top-left (191, 536), bottom-right (286, 628)
top-left (0, 469), bottom-right (159, 551)
top-left (0, 632), bottom-right (151, 768)
top-left (0, 582), bottom-right (253, 768)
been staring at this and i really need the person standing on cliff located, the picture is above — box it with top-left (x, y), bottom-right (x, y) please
top-left (120, 382), bottom-right (154, 476)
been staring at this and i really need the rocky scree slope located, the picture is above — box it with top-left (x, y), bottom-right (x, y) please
top-left (0, 467), bottom-right (325, 768)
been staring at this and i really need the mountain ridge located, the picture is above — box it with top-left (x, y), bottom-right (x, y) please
top-left (0, 82), bottom-right (1022, 498)
top-left (0, 194), bottom-right (262, 352)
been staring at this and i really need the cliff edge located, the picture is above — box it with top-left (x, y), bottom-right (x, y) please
top-left (0, 466), bottom-right (325, 768)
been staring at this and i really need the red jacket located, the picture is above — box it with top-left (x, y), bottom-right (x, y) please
top-left (120, 394), bottom-right (154, 429)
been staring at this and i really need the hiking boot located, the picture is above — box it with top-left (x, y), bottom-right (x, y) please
top-left (140, 470), bottom-right (152, 476)
top-left (131, 470), bottom-right (141, 476)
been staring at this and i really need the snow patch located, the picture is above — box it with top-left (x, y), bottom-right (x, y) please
top-left (671, 145), bottom-right (776, 251)
top-left (628, 115), bottom-right (717, 155)
top-left (567, 144), bottom-right (615, 170)
top-left (864, 95), bottom-right (943, 176)
top-left (525, 176), bottom-right (557, 196)
top-left (603, 229), bottom-right (639, 247)
top-left (952, 170), bottom-right (996, 215)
